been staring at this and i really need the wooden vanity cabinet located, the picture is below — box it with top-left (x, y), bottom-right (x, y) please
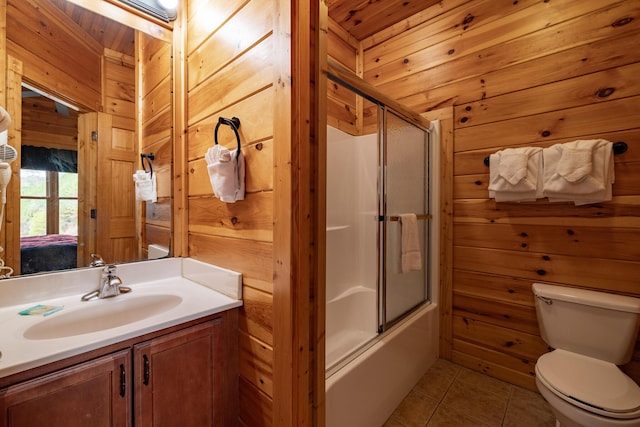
top-left (134, 318), bottom-right (237, 427)
top-left (0, 349), bottom-right (131, 427)
top-left (0, 311), bottom-right (238, 427)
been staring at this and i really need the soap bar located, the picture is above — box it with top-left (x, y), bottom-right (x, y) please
top-left (19, 304), bottom-right (64, 316)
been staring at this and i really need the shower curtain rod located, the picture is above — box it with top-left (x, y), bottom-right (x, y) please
top-left (326, 58), bottom-right (431, 132)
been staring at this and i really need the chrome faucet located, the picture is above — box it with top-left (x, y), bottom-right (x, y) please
top-left (82, 264), bottom-right (132, 301)
top-left (89, 253), bottom-right (106, 267)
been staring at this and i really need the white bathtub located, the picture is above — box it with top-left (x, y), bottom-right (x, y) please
top-left (325, 302), bottom-right (439, 427)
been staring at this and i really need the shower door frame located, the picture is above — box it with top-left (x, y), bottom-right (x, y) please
top-left (377, 105), bottom-right (432, 333)
top-left (326, 69), bottom-right (433, 362)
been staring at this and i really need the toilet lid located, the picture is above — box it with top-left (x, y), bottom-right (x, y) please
top-left (536, 350), bottom-right (640, 415)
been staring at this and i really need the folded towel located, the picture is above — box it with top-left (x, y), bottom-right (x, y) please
top-left (398, 214), bottom-right (422, 273)
top-left (132, 170), bottom-right (157, 203)
top-left (543, 139), bottom-right (614, 205)
top-left (488, 147), bottom-right (543, 202)
top-left (0, 107), bottom-right (11, 133)
top-left (206, 145), bottom-right (245, 203)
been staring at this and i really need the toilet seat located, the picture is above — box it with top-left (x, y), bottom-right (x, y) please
top-left (536, 349), bottom-right (640, 419)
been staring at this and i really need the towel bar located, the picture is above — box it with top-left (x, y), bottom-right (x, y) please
top-left (379, 214), bottom-right (432, 222)
top-left (483, 141), bottom-right (627, 166)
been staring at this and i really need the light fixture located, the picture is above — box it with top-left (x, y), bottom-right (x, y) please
top-left (117, 0), bottom-right (177, 22)
top-left (157, 0), bottom-right (178, 10)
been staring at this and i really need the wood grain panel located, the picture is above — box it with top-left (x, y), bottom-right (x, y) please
top-left (453, 270), bottom-right (536, 307)
top-left (239, 377), bottom-right (273, 427)
top-left (454, 246), bottom-right (640, 295)
top-left (455, 97), bottom-right (640, 152)
top-left (365, 0), bottom-right (624, 86)
top-left (454, 222), bottom-right (640, 262)
top-left (239, 330), bottom-right (274, 397)
top-left (453, 293), bottom-right (540, 335)
top-left (188, 233), bottom-right (273, 292)
top-left (188, 192), bottom-right (273, 242)
top-left (186, 0), bottom-right (247, 54)
top-left (187, 0), bottom-right (273, 89)
top-left (453, 315), bottom-right (548, 361)
top-left (240, 286), bottom-right (274, 345)
top-left (188, 36), bottom-right (274, 126)
top-left (454, 63), bottom-right (640, 128)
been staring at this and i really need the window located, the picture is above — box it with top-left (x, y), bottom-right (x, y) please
top-left (20, 169), bottom-right (78, 237)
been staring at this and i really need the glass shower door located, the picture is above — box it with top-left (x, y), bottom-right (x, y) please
top-left (380, 109), bottom-right (430, 329)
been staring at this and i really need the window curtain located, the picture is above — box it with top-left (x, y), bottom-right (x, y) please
top-left (21, 145), bottom-right (78, 173)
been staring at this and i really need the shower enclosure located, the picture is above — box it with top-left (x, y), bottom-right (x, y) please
top-left (325, 77), bottom-right (433, 373)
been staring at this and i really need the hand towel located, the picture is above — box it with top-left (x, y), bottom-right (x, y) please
top-left (206, 145), bottom-right (245, 203)
top-left (543, 139), bottom-right (614, 205)
top-left (0, 107), bottom-right (11, 133)
top-left (488, 147), bottom-right (543, 202)
top-left (132, 170), bottom-right (157, 203)
top-left (398, 214), bottom-right (422, 273)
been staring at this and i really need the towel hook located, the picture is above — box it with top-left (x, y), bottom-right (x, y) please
top-left (483, 141), bottom-right (628, 166)
top-left (141, 152), bottom-right (155, 178)
top-left (214, 116), bottom-right (242, 159)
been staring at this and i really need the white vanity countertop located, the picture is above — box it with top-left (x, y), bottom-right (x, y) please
top-left (0, 257), bottom-right (243, 379)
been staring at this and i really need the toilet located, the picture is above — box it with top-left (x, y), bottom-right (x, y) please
top-left (533, 283), bottom-right (640, 427)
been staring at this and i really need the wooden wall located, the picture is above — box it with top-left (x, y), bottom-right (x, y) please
top-left (6, 0), bottom-right (101, 111)
top-left (184, 0), bottom-right (276, 425)
top-left (21, 95), bottom-right (78, 150)
top-left (356, 0), bottom-right (640, 390)
top-left (138, 33), bottom-right (172, 257)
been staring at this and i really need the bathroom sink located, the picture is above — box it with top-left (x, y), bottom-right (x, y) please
top-left (23, 294), bottom-right (183, 340)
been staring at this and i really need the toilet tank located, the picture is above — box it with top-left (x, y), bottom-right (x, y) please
top-left (532, 283), bottom-right (640, 364)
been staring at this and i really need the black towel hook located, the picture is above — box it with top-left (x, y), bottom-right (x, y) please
top-left (214, 116), bottom-right (242, 159)
top-left (141, 152), bottom-right (155, 177)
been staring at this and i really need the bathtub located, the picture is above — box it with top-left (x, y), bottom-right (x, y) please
top-left (325, 302), bottom-right (439, 427)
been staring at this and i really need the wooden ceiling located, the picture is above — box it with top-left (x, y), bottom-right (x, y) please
top-left (327, 0), bottom-right (442, 40)
top-left (49, 0), bottom-right (135, 57)
top-left (46, 0), bottom-right (438, 56)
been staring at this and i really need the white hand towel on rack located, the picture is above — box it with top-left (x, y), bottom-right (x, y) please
top-left (543, 139), bottom-right (614, 205)
top-left (398, 213), bottom-right (422, 273)
top-left (206, 145), bottom-right (245, 203)
top-left (132, 170), bottom-right (157, 203)
top-left (488, 147), bottom-right (543, 202)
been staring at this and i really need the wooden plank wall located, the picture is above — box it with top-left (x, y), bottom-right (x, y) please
top-left (359, 0), bottom-right (640, 390)
top-left (184, 0), bottom-right (276, 425)
top-left (138, 34), bottom-right (172, 257)
top-left (6, 0), bottom-right (101, 111)
top-left (21, 96), bottom-right (78, 150)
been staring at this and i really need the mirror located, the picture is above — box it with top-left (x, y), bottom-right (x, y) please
top-left (3, 0), bottom-right (173, 276)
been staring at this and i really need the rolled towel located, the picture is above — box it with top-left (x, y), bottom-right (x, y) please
top-left (206, 145), bottom-right (245, 203)
top-left (0, 107), bottom-right (11, 133)
top-left (398, 214), bottom-right (422, 273)
top-left (132, 170), bottom-right (157, 203)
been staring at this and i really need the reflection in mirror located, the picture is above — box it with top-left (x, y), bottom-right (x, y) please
top-left (3, 0), bottom-right (173, 276)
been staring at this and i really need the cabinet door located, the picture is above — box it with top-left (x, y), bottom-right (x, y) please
top-left (134, 319), bottom-right (231, 427)
top-left (0, 349), bottom-right (131, 427)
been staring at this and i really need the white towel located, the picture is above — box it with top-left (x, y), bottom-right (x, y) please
top-left (0, 106), bottom-right (11, 133)
top-left (398, 214), bottom-right (422, 273)
top-left (488, 147), bottom-right (543, 202)
top-left (543, 139), bottom-right (614, 205)
top-left (206, 145), bottom-right (245, 203)
top-left (132, 170), bottom-right (157, 203)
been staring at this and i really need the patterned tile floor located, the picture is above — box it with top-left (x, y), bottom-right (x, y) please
top-left (383, 359), bottom-right (557, 427)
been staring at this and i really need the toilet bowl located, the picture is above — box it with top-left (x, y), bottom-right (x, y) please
top-left (535, 350), bottom-right (640, 427)
top-left (532, 283), bottom-right (640, 427)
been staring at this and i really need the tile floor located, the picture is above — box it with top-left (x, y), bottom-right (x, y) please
top-left (383, 359), bottom-right (557, 427)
